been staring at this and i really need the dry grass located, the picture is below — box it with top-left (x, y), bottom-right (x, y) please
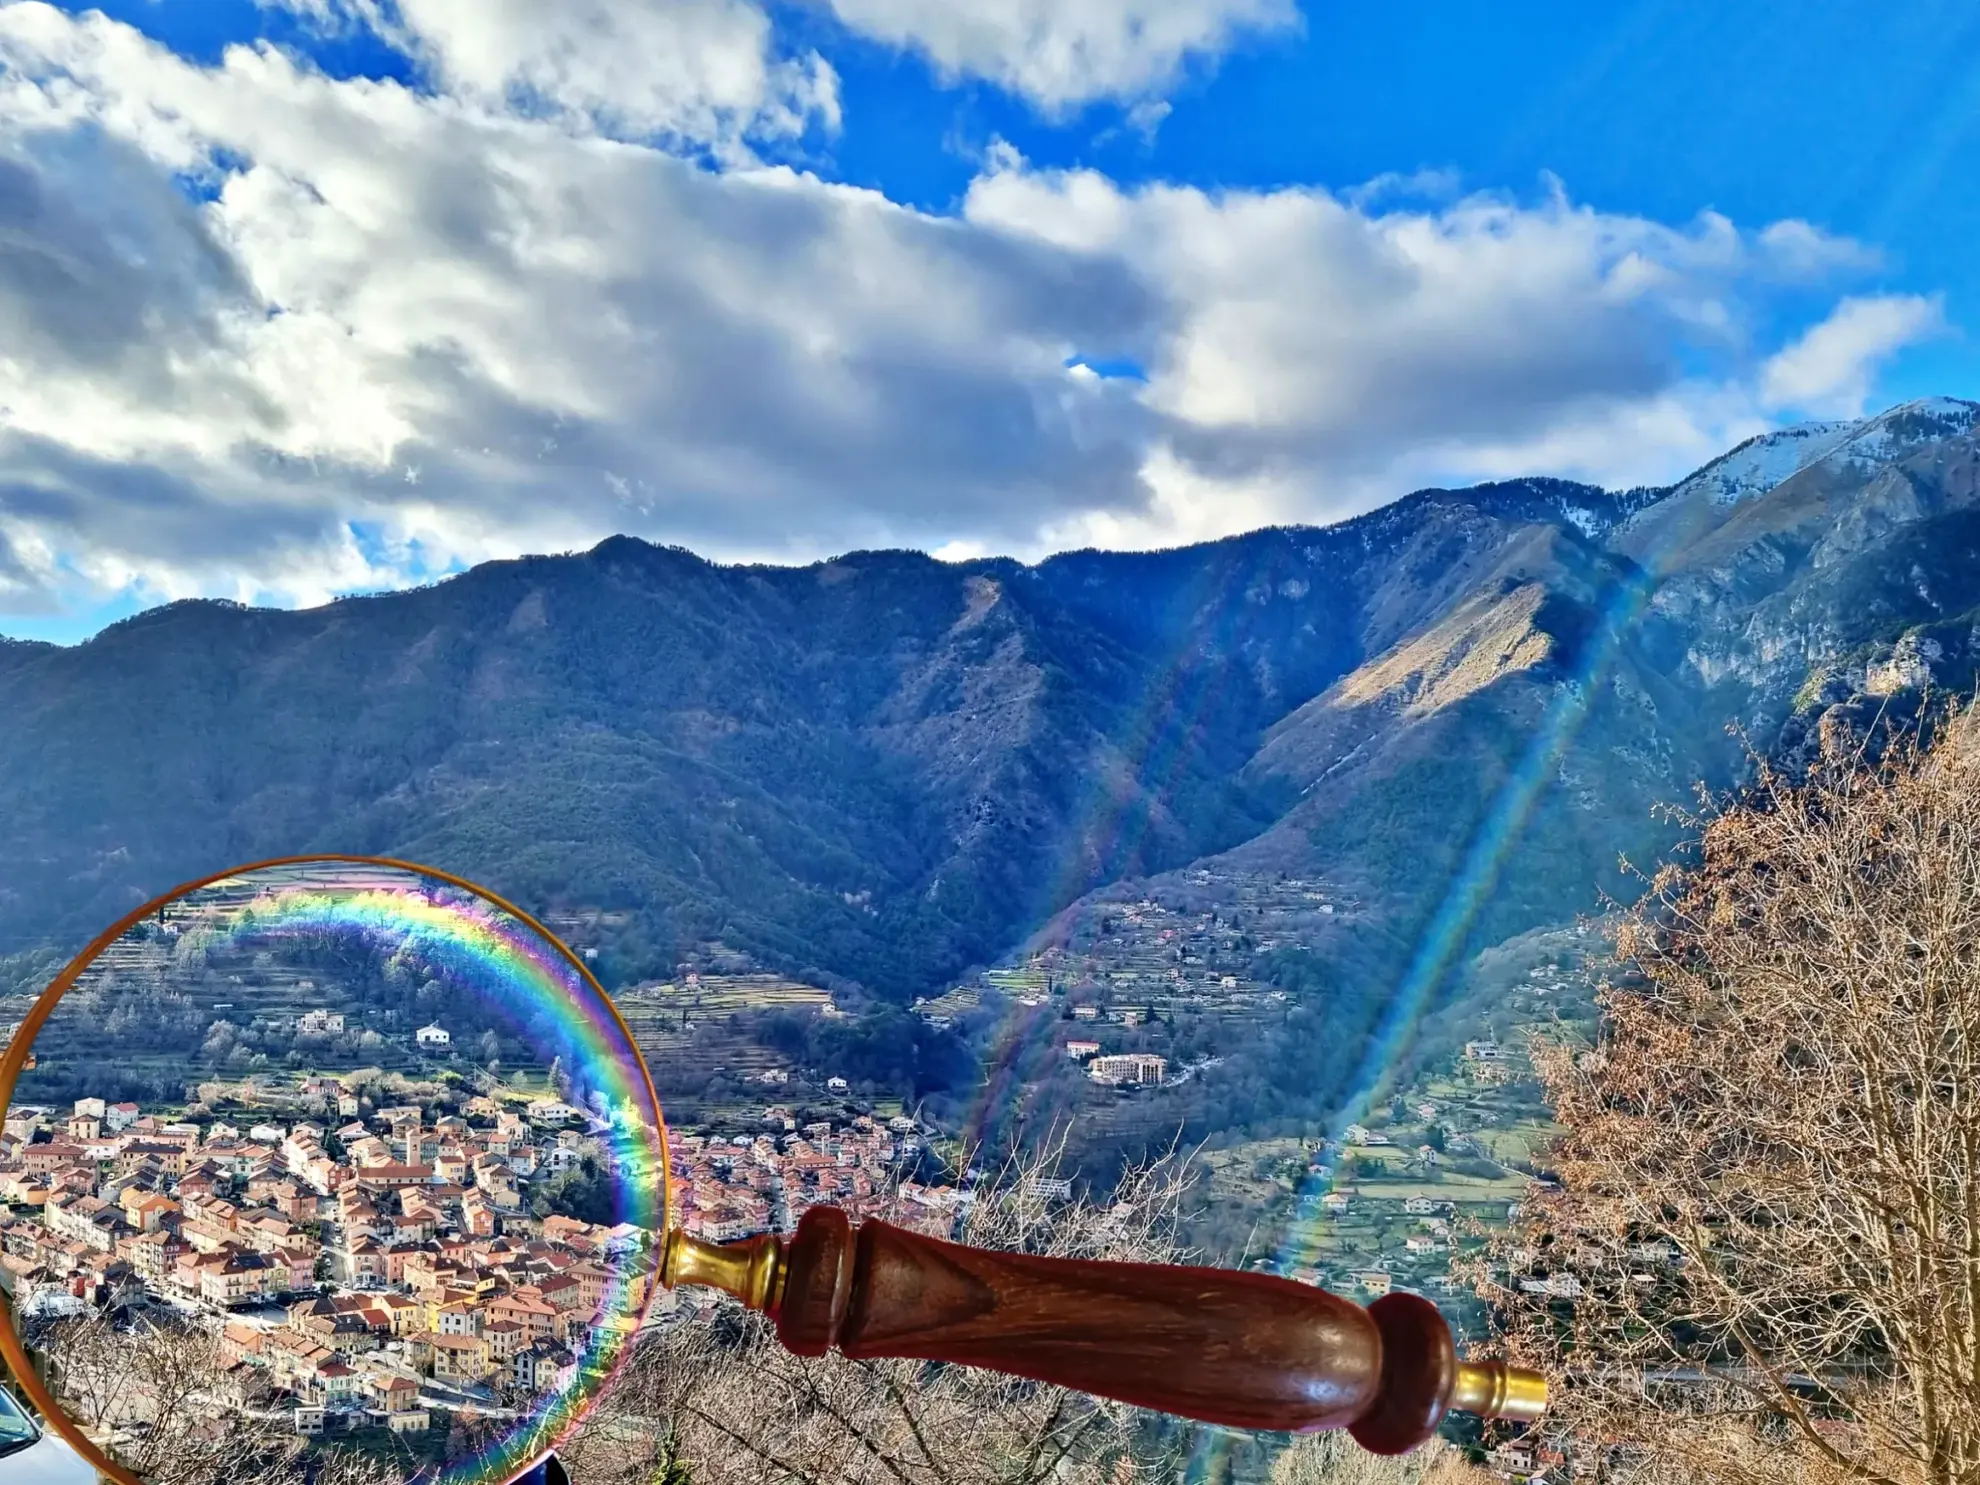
top-left (1332, 583), bottom-right (1554, 720)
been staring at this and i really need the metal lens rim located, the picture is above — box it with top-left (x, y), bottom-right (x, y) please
top-left (0, 853), bottom-right (672, 1485)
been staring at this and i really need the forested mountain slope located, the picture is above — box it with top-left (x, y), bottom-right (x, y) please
top-left (4, 399), bottom-right (1977, 1009)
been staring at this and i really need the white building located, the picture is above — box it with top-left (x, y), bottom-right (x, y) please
top-left (826, 1077), bottom-right (850, 1093)
top-left (297, 1010), bottom-right (346, 1036)
top-left (415, 1024), bottom-right (451, 1049)
top-left (1088, 1053), bottom-right (1166, 1086)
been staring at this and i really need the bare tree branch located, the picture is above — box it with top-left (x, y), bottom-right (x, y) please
top-left (1486, 702), bottom-right (1980, 1485)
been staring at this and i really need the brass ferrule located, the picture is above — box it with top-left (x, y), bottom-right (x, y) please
top-left (1451, 1360), bottom-right (1549, 1422)
top-left (661, 1229), bottom-right (789, 1313)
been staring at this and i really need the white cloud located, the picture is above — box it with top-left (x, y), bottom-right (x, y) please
top-left (1040, 441), bottom-right (1305, 554)
top-left (1341, 167), bottom-right (1464, 210)
top-left (1126, 98), bottom-right (1172, 139)
top-left (0, 6), bottom-right (1943, 621)
top-left (819, 0), bottom-right (1299, 111)
top-left (1754, 219), bottom-right (1886, 282)
top-left (962, 159), bottom-right (1931, 543)
top-left (1759, 294), bottom-right (1945, 417)
top-left (276, 0), bottom-right (1293, 121)
top-left (0, 6), bottom-right (1158, 610)
top-left (262, 0), bottom-right (839, 151)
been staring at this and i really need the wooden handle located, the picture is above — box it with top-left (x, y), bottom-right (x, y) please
top-left (779, 1206), bottom-right (1381, 1435)
top-left (662, 1207), bottom-right (1542, 1453)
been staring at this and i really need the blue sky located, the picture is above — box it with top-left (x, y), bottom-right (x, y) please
top-left (0, 0), bottom-right (1974, 642)
top-left (83, 0), bottom-right (1980, 296)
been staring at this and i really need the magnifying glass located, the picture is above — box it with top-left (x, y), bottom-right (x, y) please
top-left (0, 856), bottom-right (1544, 1485)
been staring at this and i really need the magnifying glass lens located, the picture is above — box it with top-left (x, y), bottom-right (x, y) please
top-left (0, 858), bottom-right (666, 1485)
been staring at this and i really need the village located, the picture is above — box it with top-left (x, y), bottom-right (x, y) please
top-left (913, 868), bottom-right (1353, 1044)
top-left (0, 1050), bottom-right (961, 1448)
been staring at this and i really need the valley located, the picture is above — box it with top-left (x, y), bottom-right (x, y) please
top-left (4, 397), bottom-right (1980, 1313)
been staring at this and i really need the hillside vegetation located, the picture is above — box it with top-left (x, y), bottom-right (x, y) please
top-left (3, 400), bottom-right (1978, 1114)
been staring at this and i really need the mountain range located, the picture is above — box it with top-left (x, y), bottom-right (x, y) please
top-left (3, 397), bottom-right (1978, 1017)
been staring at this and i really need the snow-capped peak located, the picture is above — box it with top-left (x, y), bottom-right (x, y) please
top-left (1678, 420), bottom-right (1860, 508)
top-left (1882, 395), bottom-right (1980, 422)
top-left (1664, 399), bottom-right (1980, 511)
top-left (1832, 397), bottom-right (1980, 465)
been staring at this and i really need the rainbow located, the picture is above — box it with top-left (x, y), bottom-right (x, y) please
top-left (1261, 563), bottom-right (1665, 1282)
top-left (959, 562), bottom-right (1251, 1157)
top-left (187, 872), bottom-right (665, 1485)
top-left (1170, 540), bottom-right (1673, 1477)
top-left (958, 1001), bottom-right (1051, 1153)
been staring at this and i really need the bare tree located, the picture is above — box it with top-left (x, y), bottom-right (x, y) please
top-left (303, 1448), bottom-right (423, 1485)
top-left (34, 1308), bottom-right (402, 1485)
top-left (1487, 705), bottom-right (1980, 1485)
top-left (1268, 1431), bottom-right (1493, 1485)
top-left (560, 1137), bottom-right (1200, 1485)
